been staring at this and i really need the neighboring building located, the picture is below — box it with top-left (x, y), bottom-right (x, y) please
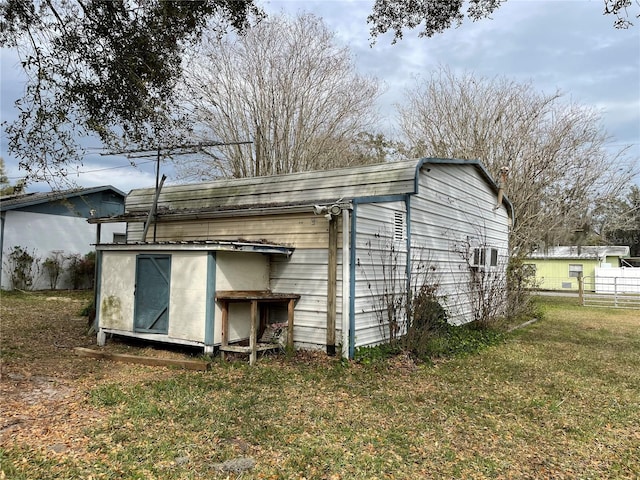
top-left (1, 186), bottom-right (126, 290)
top-left (91, 158), bottom-right (513, 358)
top-left (524, 245), bottom-right (631, 291)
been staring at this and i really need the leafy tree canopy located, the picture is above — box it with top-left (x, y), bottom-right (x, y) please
top-left (0, 157), bottom-right (26, 195)
top-left (368, 0), bottom-right (638, 42)
top-left (0, 0), bottom-right (262, 184)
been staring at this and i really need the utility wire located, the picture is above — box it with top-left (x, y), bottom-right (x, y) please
top-left (5, 159), bottom-right (157, 180)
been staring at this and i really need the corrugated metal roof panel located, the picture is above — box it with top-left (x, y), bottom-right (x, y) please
top-left (1, 185), bottom-right (126, 211)
top-left (527, 246), bottom-right (630, 259)
top-left (119, 158), bottom-right (513, 223)
top-left (125, 160), bottom-right (421, 212)
top-left (96, 239), bottom-right (294, 255)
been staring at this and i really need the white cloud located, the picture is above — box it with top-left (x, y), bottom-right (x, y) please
top-left (2, 0), bottom-right (638, 191)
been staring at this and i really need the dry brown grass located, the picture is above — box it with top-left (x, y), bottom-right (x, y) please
top-left (1, 291), bottom-right (639, 479)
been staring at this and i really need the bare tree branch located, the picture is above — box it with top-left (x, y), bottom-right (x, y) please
top-left (177, 13), bottom-right (383, 180)
top-left (396, 66), bottom-right (638, 253)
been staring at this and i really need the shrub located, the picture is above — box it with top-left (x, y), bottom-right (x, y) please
top-left (66, 251), bottom-right (96, 290)
top-left (4, 246), bottom-right (39, 290)
top-left (42, 251), bottom-right (64, 290)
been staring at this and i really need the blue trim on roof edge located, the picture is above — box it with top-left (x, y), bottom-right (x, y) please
top-left (405, 194), bottom-right (412, 296)
top-left (0, 185), bottom-right (126, 212)
top-left (352, 194), bottom-right (407, 205)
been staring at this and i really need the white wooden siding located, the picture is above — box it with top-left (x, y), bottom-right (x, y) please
top-left (410, 164), bottom-right (510, 324)
top-left (128, 212), bottom-right (330, 248)
top-left (353, 201), bottom-right (408, 349)
top-left (270, 248), bottom-right (344, 350)
top-left (104, 159), bottom-right (511, 354)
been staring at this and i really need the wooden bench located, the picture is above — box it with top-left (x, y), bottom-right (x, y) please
top-left (215, 290), bottom-right (300, 365)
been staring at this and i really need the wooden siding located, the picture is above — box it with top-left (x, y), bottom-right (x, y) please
top-left (352, 201), bottom-right (408, 349)
top-left (125, 160), bottom-right (419, 213)
top-left (410, 164), bottom-right (510, 324)
top-left (128, 212), bottom-right (330, 248)
top-left (270, 248), bottom-right (344, 350)
top-left (106, 159), bottom-right (511, 354)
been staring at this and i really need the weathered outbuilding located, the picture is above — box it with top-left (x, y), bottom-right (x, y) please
top-left (1, 186), bottom-right (125, 290)
top-left (92, 158), bottom-right (513, 359)
top-left (525, 245), bottom-right (631, 291)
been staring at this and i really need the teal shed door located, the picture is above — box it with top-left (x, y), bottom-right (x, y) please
top-left (134, 254), bottom-right (171, 334)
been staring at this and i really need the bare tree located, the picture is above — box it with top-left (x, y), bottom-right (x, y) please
top-left (396, 67), bottom-right (637, 253)
top-left (176, 13), bottom-right (383, 179)
top-left (592, 185), bottom-right (640, 255)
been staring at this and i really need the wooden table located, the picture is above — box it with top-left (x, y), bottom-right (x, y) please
top-left (215, 290), bottom-right (300, 365)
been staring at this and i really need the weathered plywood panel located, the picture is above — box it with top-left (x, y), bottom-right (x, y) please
top-left (168, 252), bottom-right (208, 342)
top-left (216, 252), bottom-right (269, 291)
top-left (98, 252), bottom-right (136, 331)
top-left (211, 252), bottom-right (269, 345)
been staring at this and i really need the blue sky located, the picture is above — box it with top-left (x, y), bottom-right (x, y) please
top-left (1, 0), bottom-right (638, 193)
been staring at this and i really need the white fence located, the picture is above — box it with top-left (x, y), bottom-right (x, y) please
top-left (582, 268), bottom-right (640, 309)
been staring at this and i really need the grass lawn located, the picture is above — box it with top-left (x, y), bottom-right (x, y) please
top-left (1, 291), bottom-right (638, 479)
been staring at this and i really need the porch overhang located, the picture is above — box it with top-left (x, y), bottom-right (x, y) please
top-left (95, 240), bottom-right (295, 256)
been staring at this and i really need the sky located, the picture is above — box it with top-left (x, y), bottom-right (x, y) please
top-left (0, 0), bottom-right (639, 194)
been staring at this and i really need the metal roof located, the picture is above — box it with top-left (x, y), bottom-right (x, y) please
top-left (527, 246), bottom-right (631, 260)
top-left (96, 239), bottom-right (294, 256)
top-left (120, 158), bottom-right (513, 220)
top-left (0, 185), bottom-right (126, 212)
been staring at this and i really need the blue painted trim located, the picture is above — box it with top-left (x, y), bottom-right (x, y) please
top-left (352, 194), bottom-right (407, 205)
top-left (204, 252), bottom-right (216, 347)
top-left (348, 202), bottom-right (358, 359)
top-left (405, 194), bottom-right (412, 293)
top-left (349, 194), bottom-right (413, 359)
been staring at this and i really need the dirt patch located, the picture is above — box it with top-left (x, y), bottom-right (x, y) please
top-left (0, 291), bottom-right (198, 453)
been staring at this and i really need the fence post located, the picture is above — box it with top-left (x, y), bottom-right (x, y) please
top-left (614, 276), bottom-right (618, 307)
top-left (578, 273), bottom-right (584, 305)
